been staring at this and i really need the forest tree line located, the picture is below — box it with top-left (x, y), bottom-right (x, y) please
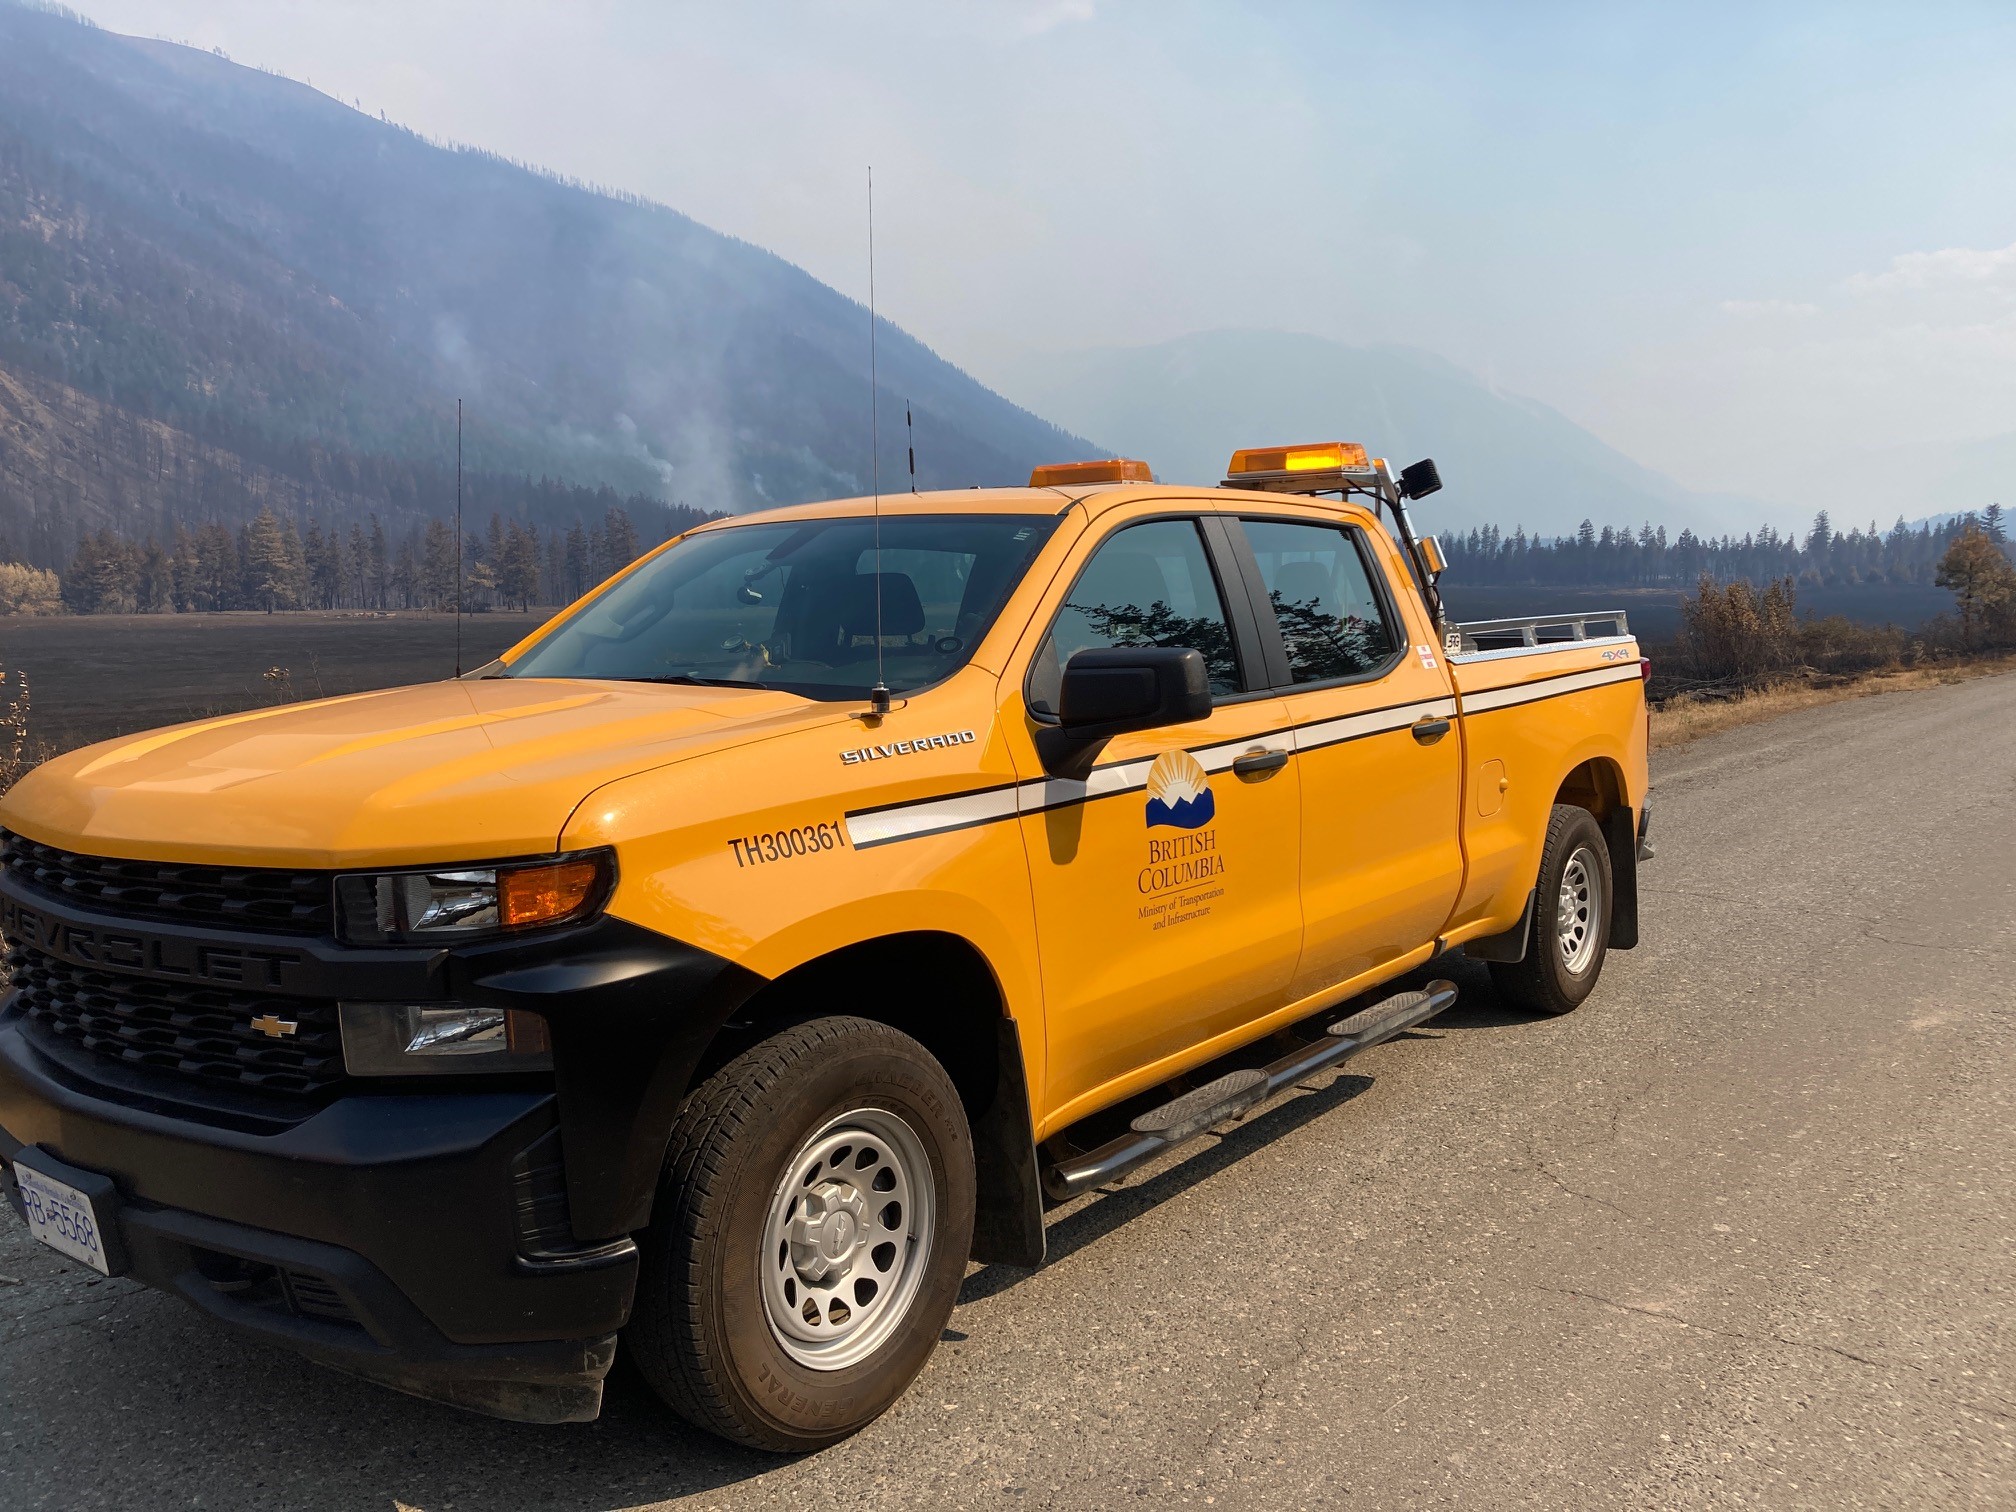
top-left (1660, 520), bottom-right (2016, 700)
top-left (33, 499), bottom-right (714, 616)
top-left (1442, 505), bottom-right (2006, 587)
top-left (10, 499), bottom-right (2016, 622)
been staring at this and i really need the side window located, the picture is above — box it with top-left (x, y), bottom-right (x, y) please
top-left (1027, 519), bottom-right (1241, 716)
top-left (1242, 518), bottom-right (1400, 684)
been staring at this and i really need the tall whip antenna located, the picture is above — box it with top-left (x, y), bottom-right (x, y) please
top-left (866, 167), bottom-right (890, 717)
top-left (906, 402), bottom-right (917, 493)
top-left (454, 397), bottom-right (464, 678)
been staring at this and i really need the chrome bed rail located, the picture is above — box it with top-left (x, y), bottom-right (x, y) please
top-left (1445, 610), bottom-right (1632, 657)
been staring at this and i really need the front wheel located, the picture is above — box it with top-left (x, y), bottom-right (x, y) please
top-left (1489, 804), bottom-right (1613, 1016)
top-left (627, 1017), bottom-right (976, 1451)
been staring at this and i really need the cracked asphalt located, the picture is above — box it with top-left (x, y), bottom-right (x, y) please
top-left (3, 672), bottom-right (2012, 1510)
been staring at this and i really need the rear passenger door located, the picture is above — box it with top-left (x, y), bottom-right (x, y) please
top-left (1230, 513), bottom-right (1465, 1000)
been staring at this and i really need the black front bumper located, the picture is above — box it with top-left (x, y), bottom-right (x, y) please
top-left (0, 869), bottom-right (764, 1423)
top-left (0, 1027), bottom-right (631, 1420)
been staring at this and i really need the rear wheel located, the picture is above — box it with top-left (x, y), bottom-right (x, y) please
top-left (627, 1016), bottom-right (975, 1451)
top-left (1489, 804), bottom-right (1612, 1016)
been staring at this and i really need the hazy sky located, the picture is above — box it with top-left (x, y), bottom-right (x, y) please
top-left (68, 1), bottom-right (2016, 517)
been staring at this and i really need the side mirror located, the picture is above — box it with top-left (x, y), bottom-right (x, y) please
top-left (1398, 457), bottom-right (1442, 500)
top-left (1036, 646), bottom-right (1211, 777)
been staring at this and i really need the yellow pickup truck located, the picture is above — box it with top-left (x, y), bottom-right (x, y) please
top-left (0, 442), bottom-right (1649, 1449)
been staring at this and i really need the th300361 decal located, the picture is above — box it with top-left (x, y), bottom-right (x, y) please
top-left (730, 821), bottom-right (851, 867)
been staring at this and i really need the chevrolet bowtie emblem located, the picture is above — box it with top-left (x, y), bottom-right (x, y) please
top-left (249, 1014), bottom-right (300, 1039)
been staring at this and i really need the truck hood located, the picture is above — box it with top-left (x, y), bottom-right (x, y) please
top-left (0, 678), bottom-right (848, 868)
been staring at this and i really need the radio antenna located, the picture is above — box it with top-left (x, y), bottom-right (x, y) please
top-left (454, 396), bottom-right (464, 678)
top-left (866, 167), bottom-right (890, 717)
top-left (906, 402), bottom-right (917, 493)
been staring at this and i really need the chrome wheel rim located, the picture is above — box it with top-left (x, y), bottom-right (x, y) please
top-left (1556, 845), bottom-right (1603, 975)
top-left (759, 1107), bottom-right (935, 1371)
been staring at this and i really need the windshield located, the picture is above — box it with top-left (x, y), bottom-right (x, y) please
top-left (506, 513), bottom-right (1060, 699)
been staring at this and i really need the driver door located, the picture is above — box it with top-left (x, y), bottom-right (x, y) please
top-left (1010, 513), bottom-right (1302, 1126)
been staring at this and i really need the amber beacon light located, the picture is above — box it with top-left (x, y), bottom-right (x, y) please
top-left (1028, 458), bottom-right (1154, 487)
top-left (1224, 441), bottom-right (1373, 479)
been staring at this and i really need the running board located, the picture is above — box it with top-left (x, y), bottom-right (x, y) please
top-left (1041, 980), bottom-right (1457, 1202)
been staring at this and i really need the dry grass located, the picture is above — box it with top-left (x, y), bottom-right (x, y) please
top-left (1650, 654), bottom-right (2016, 750)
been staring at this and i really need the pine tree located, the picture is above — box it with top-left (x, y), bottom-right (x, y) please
top-left (61, 535), bottom-right (97, 614)
top-left (137, 538), bottom-right (172, 612)
top-left (368, 516), bottom-right (389, 608)
top-left (279, 519), bottom-right (309, 608)
top-left (1935, 527), bottom-right (2016, 647)
top-left (195, 524), bottom-right (239, 610)
top-left (392, 536), bottom-right (419, 609)
top-left (603, 506), bottom-right (638, 570)
top-left (499, 523), bottom-right (541, 610)
top-left (243, 508), bottom-right (292, 613)
top-left (170, 527), bottom-right (200, 611)
top-left (347, 522), bottom-right (369, 608)
top-left (544, 529), bottom-right (566, 606)
top-left (1806, 510), bottom-right (1832, 558)
top-left (304, 522), bottom-right (332, 608)
top-left (421, 520), bottom-right (456, 608)
top-left (565, 522), bottom-right (589, 597)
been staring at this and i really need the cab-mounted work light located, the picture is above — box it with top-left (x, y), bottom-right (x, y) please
top-left (1397, 457), bottom-right (1443, 500)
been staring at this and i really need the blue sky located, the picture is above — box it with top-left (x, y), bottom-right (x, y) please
top-left (68, 1), bottom-right (2016, 516)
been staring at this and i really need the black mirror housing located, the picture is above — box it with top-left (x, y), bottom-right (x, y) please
top-left (1398, 457), bottom-right (1442, 500)
top-left (1038, 647), bottom-right (1212, 777)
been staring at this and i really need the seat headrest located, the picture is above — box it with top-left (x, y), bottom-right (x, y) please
top-left (827, 572), bottom-right (925, 640)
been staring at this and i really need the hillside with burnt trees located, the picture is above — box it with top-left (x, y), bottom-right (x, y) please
top-left (0, 2), bottom-right (1086, 570)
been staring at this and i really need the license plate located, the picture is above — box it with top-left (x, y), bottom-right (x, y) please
top-left (12, 1160), bottom-right (112, 1276)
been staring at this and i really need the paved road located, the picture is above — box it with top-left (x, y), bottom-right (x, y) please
top-left (4, 674), bottom-right (2012, 1510)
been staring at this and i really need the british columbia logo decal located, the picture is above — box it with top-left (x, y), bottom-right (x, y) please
top-left (1144, 750), bottom-right (1215, 830)
top-left (1138, 750), bottom-right (1224, 928)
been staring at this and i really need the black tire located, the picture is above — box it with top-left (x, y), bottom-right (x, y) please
top-left (627, 1016), bottom-right (976, 1452)
top-left (1489, 804), bottom-right (1613, 1016)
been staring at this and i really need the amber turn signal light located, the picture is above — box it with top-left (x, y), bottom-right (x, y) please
top-left (500, 857), bottom-right (608, 929)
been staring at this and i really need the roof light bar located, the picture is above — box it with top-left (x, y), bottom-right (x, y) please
top-left (1028, 458), bottom-right (1155, 488)
top-left (1222, 441), bottom-right (1376, 492)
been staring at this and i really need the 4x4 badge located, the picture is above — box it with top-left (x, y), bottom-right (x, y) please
top-left (249, 1015), bottom-right (299, 1039)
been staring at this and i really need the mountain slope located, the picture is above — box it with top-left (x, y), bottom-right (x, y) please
top-left (995, 330), bottom-right (1760, 539)
top-left (0, 2), bottom-right (1088, 560)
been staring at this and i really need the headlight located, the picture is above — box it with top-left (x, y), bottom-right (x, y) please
top-left (340, 1002), bottom-right (553, 1077)
top-left (334, 851), bottom-right (613, 945)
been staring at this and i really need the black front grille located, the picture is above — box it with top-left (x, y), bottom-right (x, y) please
top-left (8, 945), bottom-right (343, 1096)
top-left (1, 832), bottom-right (334, 937)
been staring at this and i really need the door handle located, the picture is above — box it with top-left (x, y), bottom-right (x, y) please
top-left (1231, 747), bottom-right (1289, 778)
top-left (1410, 718), bottom-right (1452, 745)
